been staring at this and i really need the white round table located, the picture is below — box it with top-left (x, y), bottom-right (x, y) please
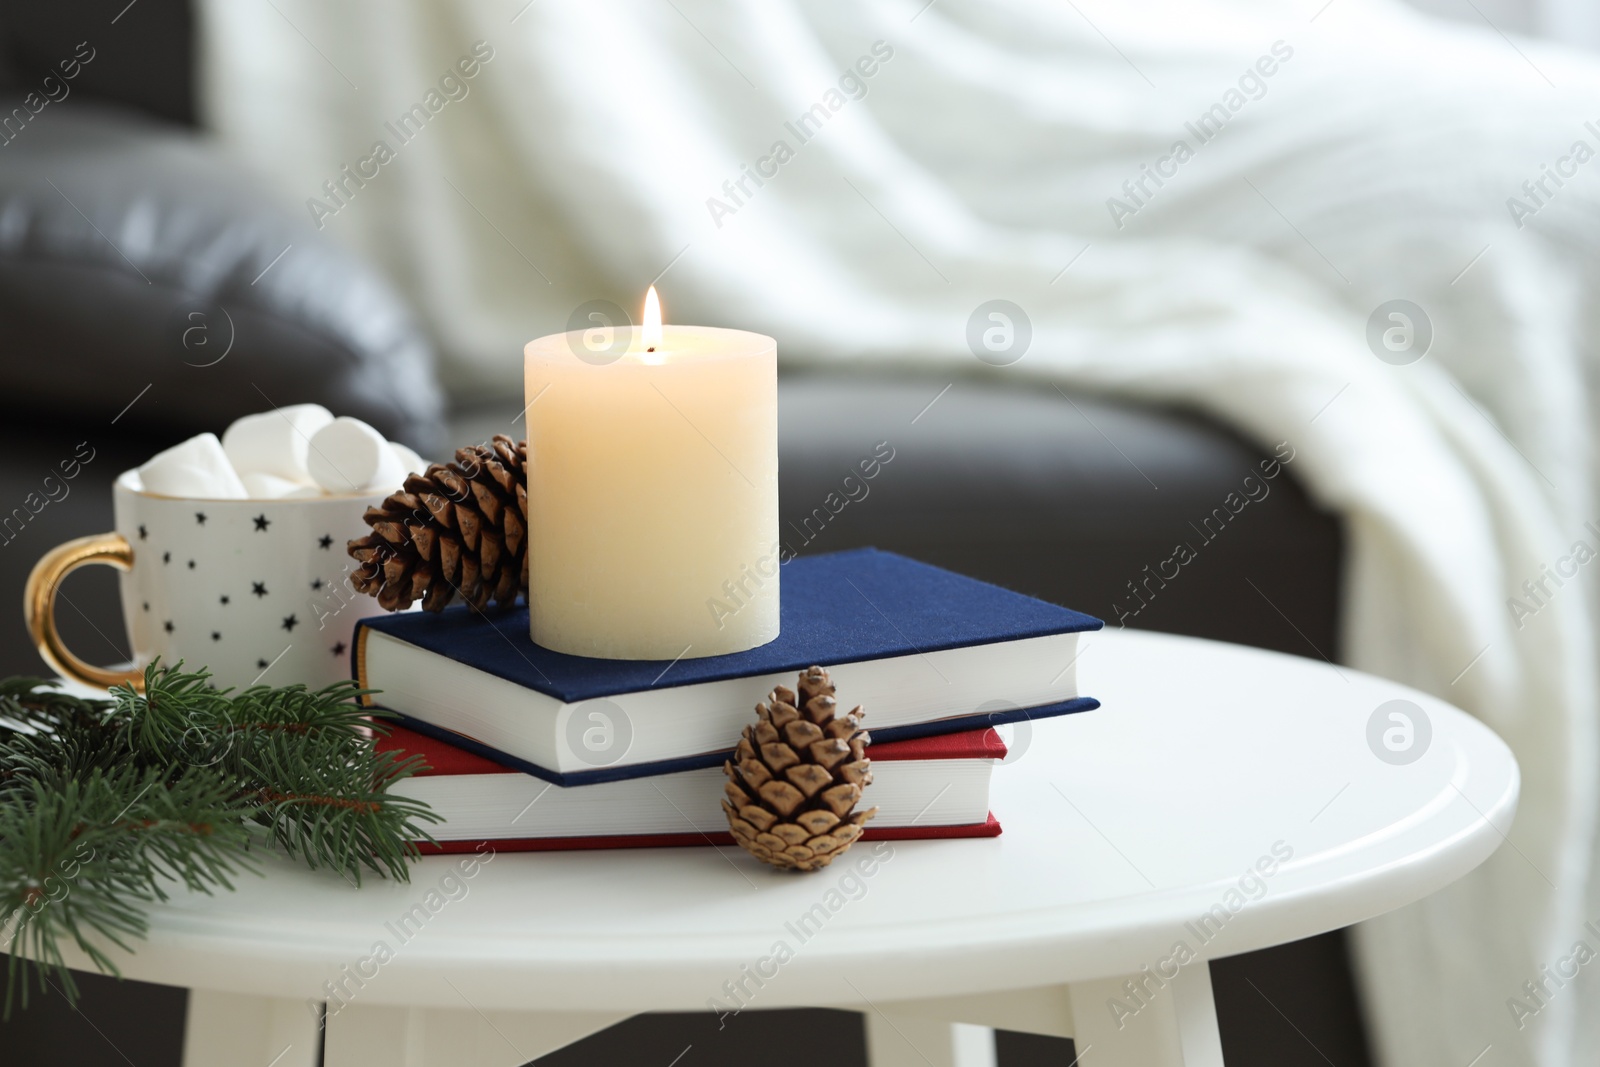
top-left (67, 629), bottom-right (1518, 1067)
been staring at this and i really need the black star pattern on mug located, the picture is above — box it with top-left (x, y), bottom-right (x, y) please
top-left (332, 642), bottom-right (346, 657)
top-left (163, 620), bottom-right (175, 633)
top-left (142, 602), bottom-right (150, 612)
top-left (162, 551), bottom-right (171, 564)
top-left (211, 631), bottom-right (221, 642)
top-left (253, 514), bottom-right (271, 532)
top-left (195, 512), bottom-right (207, 525)
top-left (220, 595), bottom-right (230, 605)
top-left (318, 534), bottom-right (334, 549)
top-left (187, 560), bottom-right (196, 570)
top-left (137, 525), bottom-right (148, 540)
top-left (310, 579), bottom-right (323, 591)
top-left (256, 658), bottom-right (270, 670)
top-left (282, 614), bottom-right (298, 632)
top-left (251, 582), bottom-right (268, 598)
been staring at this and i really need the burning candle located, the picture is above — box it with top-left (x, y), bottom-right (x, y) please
top-left (523, 288), bottom-right (780, 659)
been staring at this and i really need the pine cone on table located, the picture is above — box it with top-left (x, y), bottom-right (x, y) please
top-left (723, 666), bottom-right (876, 871)
top-left (347, 435), bottom-right (528, 613)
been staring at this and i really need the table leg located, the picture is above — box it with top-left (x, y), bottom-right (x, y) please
top-left (1067, 963), bottom-right (1224, 1066)
top-left (863, 1012), bottom-right (997, 1067)
top-left (182, 989), bottom-right (322, 1067)
top-left (321, 1001), bottom-right (629, 1067)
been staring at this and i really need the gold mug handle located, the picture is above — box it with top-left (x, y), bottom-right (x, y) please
top-left (24, 532), bottom-right (143, 692)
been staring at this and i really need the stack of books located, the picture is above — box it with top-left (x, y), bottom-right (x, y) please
top-left (354, 548), bottom-right (1102, 853)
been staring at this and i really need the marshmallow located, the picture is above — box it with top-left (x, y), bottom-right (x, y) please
top-left (138, 433), bottom-right (249, 499)
top-left (307, 417), bottom-right (408, 494)
top-left (391, 443), bottom-right (427, 477)
top-left (222, 404), bottom-right (333, 484)
top-left (242, 472), bottom-right (324, 499)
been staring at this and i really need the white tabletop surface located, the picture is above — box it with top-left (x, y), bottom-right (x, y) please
top-left (60, 628), bottom-right (1518, 1013)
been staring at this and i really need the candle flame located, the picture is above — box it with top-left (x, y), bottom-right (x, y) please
top-left (642, 286), bottom-right (662, 350)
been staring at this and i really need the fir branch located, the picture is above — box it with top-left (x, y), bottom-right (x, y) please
top-left (0, 676), bottom-right (109, 734)
top-left (118, 662), bottom-right (221, 756)
top-left (240, 727), bottom-right (438, 883)
top-left (0, 663), bottom-right (438, 1013)
top-left (0, 765), bottom-right (256, 1010)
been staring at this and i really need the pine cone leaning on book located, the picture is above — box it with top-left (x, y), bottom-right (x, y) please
top-left (723, 666), bottom-right (876, 871)
top-left (347, 435), bottom-right (528, 613)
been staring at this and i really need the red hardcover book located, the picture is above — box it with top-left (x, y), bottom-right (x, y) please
top-left (378, 724), bottom-right (1005, 854)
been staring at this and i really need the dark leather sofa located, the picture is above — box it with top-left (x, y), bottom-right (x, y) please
top-left (0, 4), bottom-right (1361, 1065)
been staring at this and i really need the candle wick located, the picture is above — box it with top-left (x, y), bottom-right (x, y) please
top-left (647, 346), bottom-right (656, 353)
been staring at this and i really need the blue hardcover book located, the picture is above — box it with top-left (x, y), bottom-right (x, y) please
top-left (354, 548), bottom-right (1102, 785)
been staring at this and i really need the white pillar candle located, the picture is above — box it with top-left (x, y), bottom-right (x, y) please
top-left (523, 289), bottom-right (779, 659)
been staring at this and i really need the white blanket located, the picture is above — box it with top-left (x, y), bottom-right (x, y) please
top-left (200, 1), bottom-right (1600, 1061)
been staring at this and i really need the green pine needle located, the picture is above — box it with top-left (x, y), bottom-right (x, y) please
top-left (0, 661), bottom-right (440, 1013)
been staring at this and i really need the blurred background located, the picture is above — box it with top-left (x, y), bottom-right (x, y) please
top-left (3, 1), bottom-right (1599, 1065)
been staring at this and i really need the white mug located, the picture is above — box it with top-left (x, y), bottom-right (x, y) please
top-left (25, 470), bottom-right (393, 691)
